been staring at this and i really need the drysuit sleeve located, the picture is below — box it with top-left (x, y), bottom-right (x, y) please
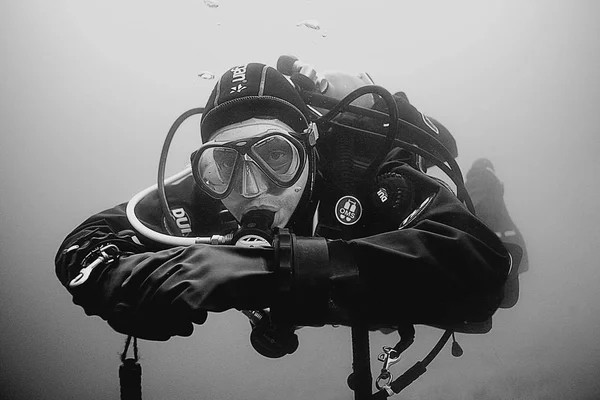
top-left (56, 169), bottom-right (509, 339)
top-left (55, 202), bottom-right (284, 341)
top-left (354, 170), bottom-right (509, 327)
top-left (277, 163), bottom-right (511, 329)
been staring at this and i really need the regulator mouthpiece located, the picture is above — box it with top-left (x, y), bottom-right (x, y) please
top-left (233, 210), bottom-right (275, 247)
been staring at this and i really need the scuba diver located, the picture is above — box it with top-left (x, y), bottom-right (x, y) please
top-left (55, 60), bottom-right (519, 398)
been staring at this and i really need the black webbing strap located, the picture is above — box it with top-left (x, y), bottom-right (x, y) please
top-left (350, 325), bottom-right (373, 400)
top-left (371, 330), bottom-right (452, 399)
top-left (120, 335), bottom-right (142, 400)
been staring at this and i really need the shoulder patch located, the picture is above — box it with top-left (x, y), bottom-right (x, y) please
top-left (335, 196), bottom-right (363, 225)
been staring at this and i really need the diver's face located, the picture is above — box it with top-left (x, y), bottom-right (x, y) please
top-left (209, 118), bottom-right (309, 228)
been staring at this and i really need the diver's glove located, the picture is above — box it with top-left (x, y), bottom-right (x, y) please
top-left (75, 245), bottom-right (280, 341)
top-left (65, 233), bottom-right (358, 340)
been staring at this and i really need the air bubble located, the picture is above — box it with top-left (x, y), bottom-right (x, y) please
top-left (198, 71), bottom-right (215, 80)
top-left (296, 19), bottom-right (321, 30)
top-left (204, 0), bottom-right (219, 8)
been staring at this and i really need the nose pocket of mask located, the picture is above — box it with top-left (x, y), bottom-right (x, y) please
top-left (239, 157), bottom-right (269, 197)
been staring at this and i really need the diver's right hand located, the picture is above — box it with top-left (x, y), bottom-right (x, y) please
top-left (71, 244), bottom-right (278, 341)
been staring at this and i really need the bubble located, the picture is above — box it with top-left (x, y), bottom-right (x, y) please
top-left (321, 30), bottom-right (328, 38)
top-left (203, 0), bottom-right (219, 8)
top-left (296, 19), bottom-right (321, 30)
top-left (198, 71), bottom-right (215, 80)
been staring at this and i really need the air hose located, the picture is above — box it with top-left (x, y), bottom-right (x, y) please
top-left (326, 120), bottom-right (474, 213)
top-left (304, 89), bottom-right (474, 213)
top-left (157, 107), bottom-right (205, 235)
top-left (315, 85), bottom-right (399, 183)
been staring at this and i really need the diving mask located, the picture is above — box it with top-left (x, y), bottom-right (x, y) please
top-left (192, 130), bottom-right (308, 199)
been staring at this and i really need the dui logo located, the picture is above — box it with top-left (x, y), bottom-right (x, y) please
top-left (335, 196), bottom-right (362, 225)
top-left (163, 207), bottom-right (192, 236)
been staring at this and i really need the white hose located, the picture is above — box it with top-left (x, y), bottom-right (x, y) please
top-left (126, 167), bottom-right (229, 246)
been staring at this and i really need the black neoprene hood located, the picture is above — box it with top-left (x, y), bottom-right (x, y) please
top-left (200, 63), bottom-right (311, 143)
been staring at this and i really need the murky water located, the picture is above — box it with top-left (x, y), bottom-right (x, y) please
top-left (1, 2), bottom-right (600, 400)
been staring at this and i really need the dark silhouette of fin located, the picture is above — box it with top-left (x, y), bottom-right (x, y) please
top-left (465, 158), bottom-right (528, 308)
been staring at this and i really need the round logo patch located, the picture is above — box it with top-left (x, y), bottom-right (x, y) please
top-left (335, 196), bottom-right (362, 225)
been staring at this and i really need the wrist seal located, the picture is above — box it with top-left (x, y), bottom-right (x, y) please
top-left (272, 229), bottom-right (330, 325)
top-left (272, 234), bottom-right (361, 326)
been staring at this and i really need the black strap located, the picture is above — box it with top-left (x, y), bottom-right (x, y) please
top-left (349, 325), bottom-right (373, 400)
top-left (120, 336), bottom-right (142, 400)
top-left (371, 330), bottom-right (452, 399)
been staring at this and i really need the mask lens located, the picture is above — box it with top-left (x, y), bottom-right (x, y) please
top-left (252, 135), bottom-right (300, 183)
top-left (197, 147), bottom-right (238, 195)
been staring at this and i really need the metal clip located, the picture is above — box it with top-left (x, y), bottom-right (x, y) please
top-left (375, 346), bottom-right (401, 390)
top-left (69, 244), bottom-right (119, 288)
top-left (305, 122), bottom-right (319, 147)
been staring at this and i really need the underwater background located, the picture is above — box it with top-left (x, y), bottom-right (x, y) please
top-left (1, 1), bottom-right (599, 399)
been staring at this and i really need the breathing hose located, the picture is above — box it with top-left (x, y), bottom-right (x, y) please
top-left (125, 166), bottom-right (232, 246)
top-left (302, 88), bottom-right (474, 212)
top-left (157, 107), bottom-right (205, 235)
top-left (315, 85), bottom-right (399, 181)
top-left (326, 120), bottom-right (474, 213)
